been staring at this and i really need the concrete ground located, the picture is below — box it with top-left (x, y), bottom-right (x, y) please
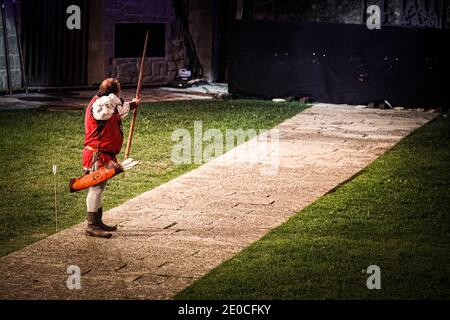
top-left (0, 83), bottom-right (229, 111)
top-left (0, 104), bottom-right (438, 299)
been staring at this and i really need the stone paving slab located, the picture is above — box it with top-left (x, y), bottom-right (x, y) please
top-left (0, 104), bottom-right (438, 299)
top-left (0, 84), bottom-right (226, 111)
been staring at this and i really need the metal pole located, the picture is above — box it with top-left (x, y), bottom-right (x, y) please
top-left (1, 0), bottom-right (12, 94)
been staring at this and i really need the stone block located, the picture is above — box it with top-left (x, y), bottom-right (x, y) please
top-left (143, 1), bottom-right (167, 17)
top-left (121, 1), bottom-right (145, 15)
top-left (144, 60), bottom-right (153, 75)
top-left (117, 62), bottom-right (138, 80)
top-left (7, 37), bottom-right (18, 55)
top-left (160, 63), bottom-right (168, 76)
top-left (167, 61), bottom-right (177, 73)
top-left (8, 54), bottom-right (20, 70)
top-left (10, 70), bottom-right (22, 89)
top-left (151, 61), bottom-right (167, 75)
top-left (0, 73), bottom-right (6, 90)
top-left (124, 14), bottom-right (143, 22)
top-left (5, 18), bottom-right (16, 37)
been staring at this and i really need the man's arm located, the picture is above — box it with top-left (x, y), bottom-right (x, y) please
top-left (118, 98), bottom-right (140, 119)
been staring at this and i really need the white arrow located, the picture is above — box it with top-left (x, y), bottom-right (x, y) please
top-left (53, 164), bottom-right (58, 231)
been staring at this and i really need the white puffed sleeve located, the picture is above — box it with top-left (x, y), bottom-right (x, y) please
top-left (117, 101), bottom-right (131, 119)
top-left (91, 94), bottom-right (123, 121)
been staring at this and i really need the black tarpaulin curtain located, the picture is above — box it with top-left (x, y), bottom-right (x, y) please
top-left (228, 21), bottom-right (450, 108)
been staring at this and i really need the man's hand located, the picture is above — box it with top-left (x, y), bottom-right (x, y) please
top-left (130, 97), bottom-right (140, 110)
top-left (132, 97), bottom-right (141, 105)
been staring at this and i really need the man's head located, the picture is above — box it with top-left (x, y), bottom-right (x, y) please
top-left (97, 78), bottom-right (121, 97)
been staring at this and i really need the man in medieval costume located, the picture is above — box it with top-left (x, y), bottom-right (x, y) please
top-left (82, 78), bottom-right (140, 238)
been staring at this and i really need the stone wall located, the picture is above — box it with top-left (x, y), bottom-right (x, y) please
top-left (100, 0), bottom-right (220, 85)
top-left (250, 0), bottom-right (448, 28)
top-left (0, 0), bottom-right (22, 92)
top-left (251, 0), bottom-right (364, 24)
top-left (298, 0), bottom-right (363, 24)
top-left (98, 0), bottom-right (186, 87)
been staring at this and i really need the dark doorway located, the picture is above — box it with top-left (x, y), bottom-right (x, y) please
top-left (114, 23), bottom-right (166, 58)
top-left (21, 0), bottom-right (89, 87)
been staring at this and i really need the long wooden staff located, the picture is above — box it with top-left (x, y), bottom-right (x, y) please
top-left (124, 31), bottom-right (149, 160)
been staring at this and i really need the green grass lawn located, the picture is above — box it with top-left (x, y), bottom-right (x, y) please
top-left (176, 114), bottom-right (450, 300)
top-left (0, 99), bottom-right (307, 257)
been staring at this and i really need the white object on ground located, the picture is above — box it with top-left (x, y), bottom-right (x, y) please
top-left (52, 164), bottom-right (58, 231)
top-left (384, 100), bottom-right (393, 109)
top-left (121, 158), bottom-right (140, 171)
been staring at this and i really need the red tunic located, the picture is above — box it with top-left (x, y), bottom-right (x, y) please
top-left (82, 96), bottom-right (124, 169)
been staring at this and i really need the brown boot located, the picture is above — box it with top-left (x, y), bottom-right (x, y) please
top-left (98, 208), bottom-right (117, 232)
top-left (86, 211), bottom-right (112, 238)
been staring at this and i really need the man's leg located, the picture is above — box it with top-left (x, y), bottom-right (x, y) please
top-left (86, 182), bottom-right (112, 238)
top-left (96, 181), bottom-right (117, 232)
top-left (86, 182), bottom-right (105, 212)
